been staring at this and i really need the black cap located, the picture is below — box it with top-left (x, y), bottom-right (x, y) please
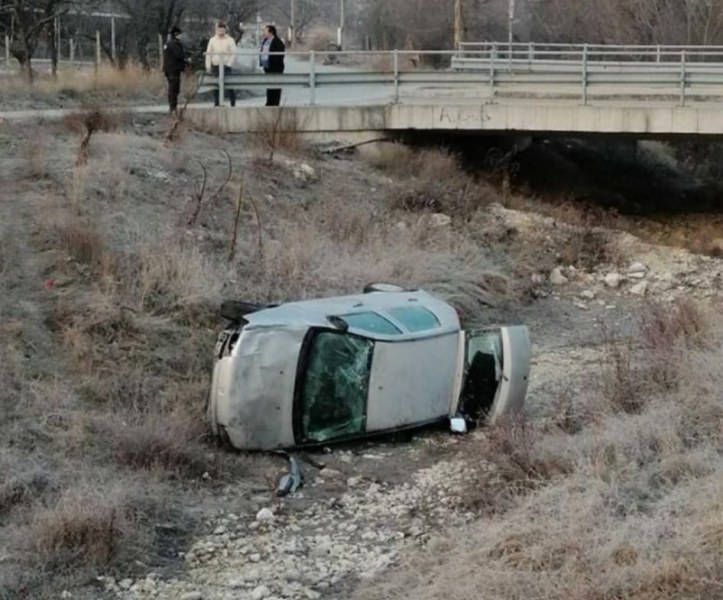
top-left (170, 26), bottom-right (182, 37)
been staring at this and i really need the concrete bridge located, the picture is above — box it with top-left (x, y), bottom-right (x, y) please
top-left (186, 44), bottom-right (723, 141)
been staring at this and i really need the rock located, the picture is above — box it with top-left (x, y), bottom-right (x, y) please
top-left (573, 302), bottom-right (588, 311)
top-left (549, 267), bottom-right (568, 286)
top-left (628, 271), bottom-right (646, 279)
top-left (60, 592), bottom-right (72, 599)
top-left (346, 476), bottom-right (363, 488)
top-left (213, 525), bottom-right (227, 535)
top-left (579, 290), bottom-right (596, 300)
top-left (630, 281), bottom-right (648, 296)
top-left (252, 585), bottom-right (271, 600)
top-left (256, 508), bottom-right (275, 522)
top-left (605, 272), bottom-right (622, 288)
top-left (119, 579), bottom-right (133, 590)
top-left (627, 262), bottom-right (647, 274)
top-left (430, 213), bottom-right (452, 228)
top-left (288, 161), bottom-right (317, 183)
top-left (180, 593), bottom-right (203, 600)
top-left (249, 553), bottom-right (262, 562)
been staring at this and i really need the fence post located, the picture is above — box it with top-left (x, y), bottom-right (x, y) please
top-left (95, 30), bottom-right (101, 74)
top-left (528, 42), bottom-right (534, 64)
top-left (69, 37), bottom-right (75, 68)
top-left (4, 35), bottom-right (9, 67)
top-left (582, 44), bottom-right (588, 105)
top-left (680, 50), bottom-right (686, 106)
top-left (158, 34), bottom-right (164, 70)
top-left (656, 44), bottom-right (661, 63)
top-left (489, 42), bottom-right (496, 97)
top-left (111, 16), bottom-right (117, 63)
top-left (393, 49), bottom-right (400, 103)
top-left (309, 50), bottom-right (316, 105)
top-left (219, 59), bottom-right (225, 107)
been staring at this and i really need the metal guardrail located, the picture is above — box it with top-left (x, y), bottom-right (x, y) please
top-left (198, 46), bottom-right (723, 107)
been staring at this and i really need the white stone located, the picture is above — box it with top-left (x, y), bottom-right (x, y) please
top-left (579, 290), bottom-right (596, 300)
top-left (119, 579), bottom-right (133, 590)
top-left (430, 213), bottom-right (452, 228)
top-left (180, 593), bottom-right (203, 600)
top-left (252, 585), bottom-right (271, 600)
top-left (628, 271), bottom-right (646, 279)
top-left (213, 525), bottom-right (227, 535)
top-left (549, 267), bottom-right (568, 285)
top-left (256, 508), bottom-right (275, 522)
top-left (346, 476), bottom-right (363, 488)
top-left (627, 262), bottom-right (647, 274)
top-left (604, 272), bottom-right (622, 288)
top-left (630, 281), bottom-right (648, 296)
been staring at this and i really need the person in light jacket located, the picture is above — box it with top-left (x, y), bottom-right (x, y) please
top-left (205, 21), bottom-right (237, 107)
top-left (259, 24), bottom-right (285, 106)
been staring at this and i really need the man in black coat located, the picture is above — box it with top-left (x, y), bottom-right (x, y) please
top-left (163, 26), bottom-right (187, 114)
top-left (259, 25), bottom-right (286, 106)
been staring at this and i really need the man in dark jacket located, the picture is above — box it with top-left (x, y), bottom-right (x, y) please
top-left (163, 26), bottom-right (187, 114)
top-left (259, 25), bottom-right (286, 106)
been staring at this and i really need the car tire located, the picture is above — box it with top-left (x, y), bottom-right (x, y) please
top-left (363, 283), bottom-right (406, 294)
top-left (220, 300), bottom-right (263, 322)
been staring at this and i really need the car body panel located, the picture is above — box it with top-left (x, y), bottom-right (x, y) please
top-left (487, 325), bottom-right (531, 423)
top-left (366, 333), bottom-right (460, 431)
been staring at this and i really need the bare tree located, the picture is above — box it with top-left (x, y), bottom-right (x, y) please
top-left (0, 0), bottom-right (98, 80)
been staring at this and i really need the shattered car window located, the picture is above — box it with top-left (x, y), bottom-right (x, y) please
top-left (300, 332), bottom-right (372, 443)
top-left (387, 306), bottom-right (441, 332)
top-left (341, 312), bottom-right (401, 335)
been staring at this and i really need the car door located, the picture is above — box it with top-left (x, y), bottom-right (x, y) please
top-left (459, 326), bottom-right (530, 424)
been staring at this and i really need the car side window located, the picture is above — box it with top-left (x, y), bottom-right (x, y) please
top-left (341, 312), bottom-right (401, 335)
top-left (299, 331), bottom-right (373, 443)
top-left (387, 306), bottom-right (441, 332)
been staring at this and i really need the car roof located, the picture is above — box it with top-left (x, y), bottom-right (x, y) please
top-left (245, 289), bottom-right (460, 339)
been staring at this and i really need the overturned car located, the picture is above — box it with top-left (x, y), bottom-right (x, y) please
top-left (208, 285), bottom-right (530, 451)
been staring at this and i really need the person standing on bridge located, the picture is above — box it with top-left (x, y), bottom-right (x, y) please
top-left (259, 25), bottom-right (285, 106)
top-left (206, 21), bottom-right (238, 107)
top-left (163, 26), bottom-right (188, 115)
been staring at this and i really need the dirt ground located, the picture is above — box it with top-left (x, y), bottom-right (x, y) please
top-left (0, 113), bottom-right (721, 600)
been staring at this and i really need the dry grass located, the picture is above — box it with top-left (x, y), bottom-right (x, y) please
top-left (0, 64), bottom-right (165, 109)
top-left (355, 303), bottom-right (723, 600)
top-left (363, 144), bottom-right (497, 221)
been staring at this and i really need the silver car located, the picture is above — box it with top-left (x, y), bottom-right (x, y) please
top-left (208, 286), bottom-right (530, 451)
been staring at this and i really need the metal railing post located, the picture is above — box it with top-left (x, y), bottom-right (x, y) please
top-left (309, 50), bottom-right (316, 105)
top-left (393, 49), bottom-right (400, 103)
top-left (528, 42), bottom-right (534, 65)
top-left (680, 50), bottom-right (687, 106)
top-left (219, 60), bottom-right (225, 107)
top-left (489, 43), bottom-right (496, 97)
top-left (95, 30), bottom-right (101, 75)
top-left (4, 35), bottom-right (10, 67)
top-left (656, 44), bottom-right (661, 63)
top-left (582, 44), bottom-right (588, 105)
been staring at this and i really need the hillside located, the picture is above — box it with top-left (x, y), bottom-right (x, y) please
top-left (0, 113), bottom-right (721, 600)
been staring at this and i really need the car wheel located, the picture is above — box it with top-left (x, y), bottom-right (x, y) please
top-left (363, 283), bottom-right (406, 293)
top-left (220, 300), bottom-right (263, 322)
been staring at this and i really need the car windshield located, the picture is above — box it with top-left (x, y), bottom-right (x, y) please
top-left (298, 331), bottom-right (373, 443)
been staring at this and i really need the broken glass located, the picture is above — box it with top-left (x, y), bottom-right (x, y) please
top-left (300, 331), bottom-right (373, 443)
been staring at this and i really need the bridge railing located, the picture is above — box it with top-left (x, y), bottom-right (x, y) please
top-left (197, 46), bottom-right (723, 107)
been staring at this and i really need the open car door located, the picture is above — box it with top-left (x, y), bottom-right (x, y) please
top-left (459, 326), bottom-right (530, 424)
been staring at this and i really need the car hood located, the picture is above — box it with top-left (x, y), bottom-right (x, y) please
top-left (213, 325), bottom-right (307, 450)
